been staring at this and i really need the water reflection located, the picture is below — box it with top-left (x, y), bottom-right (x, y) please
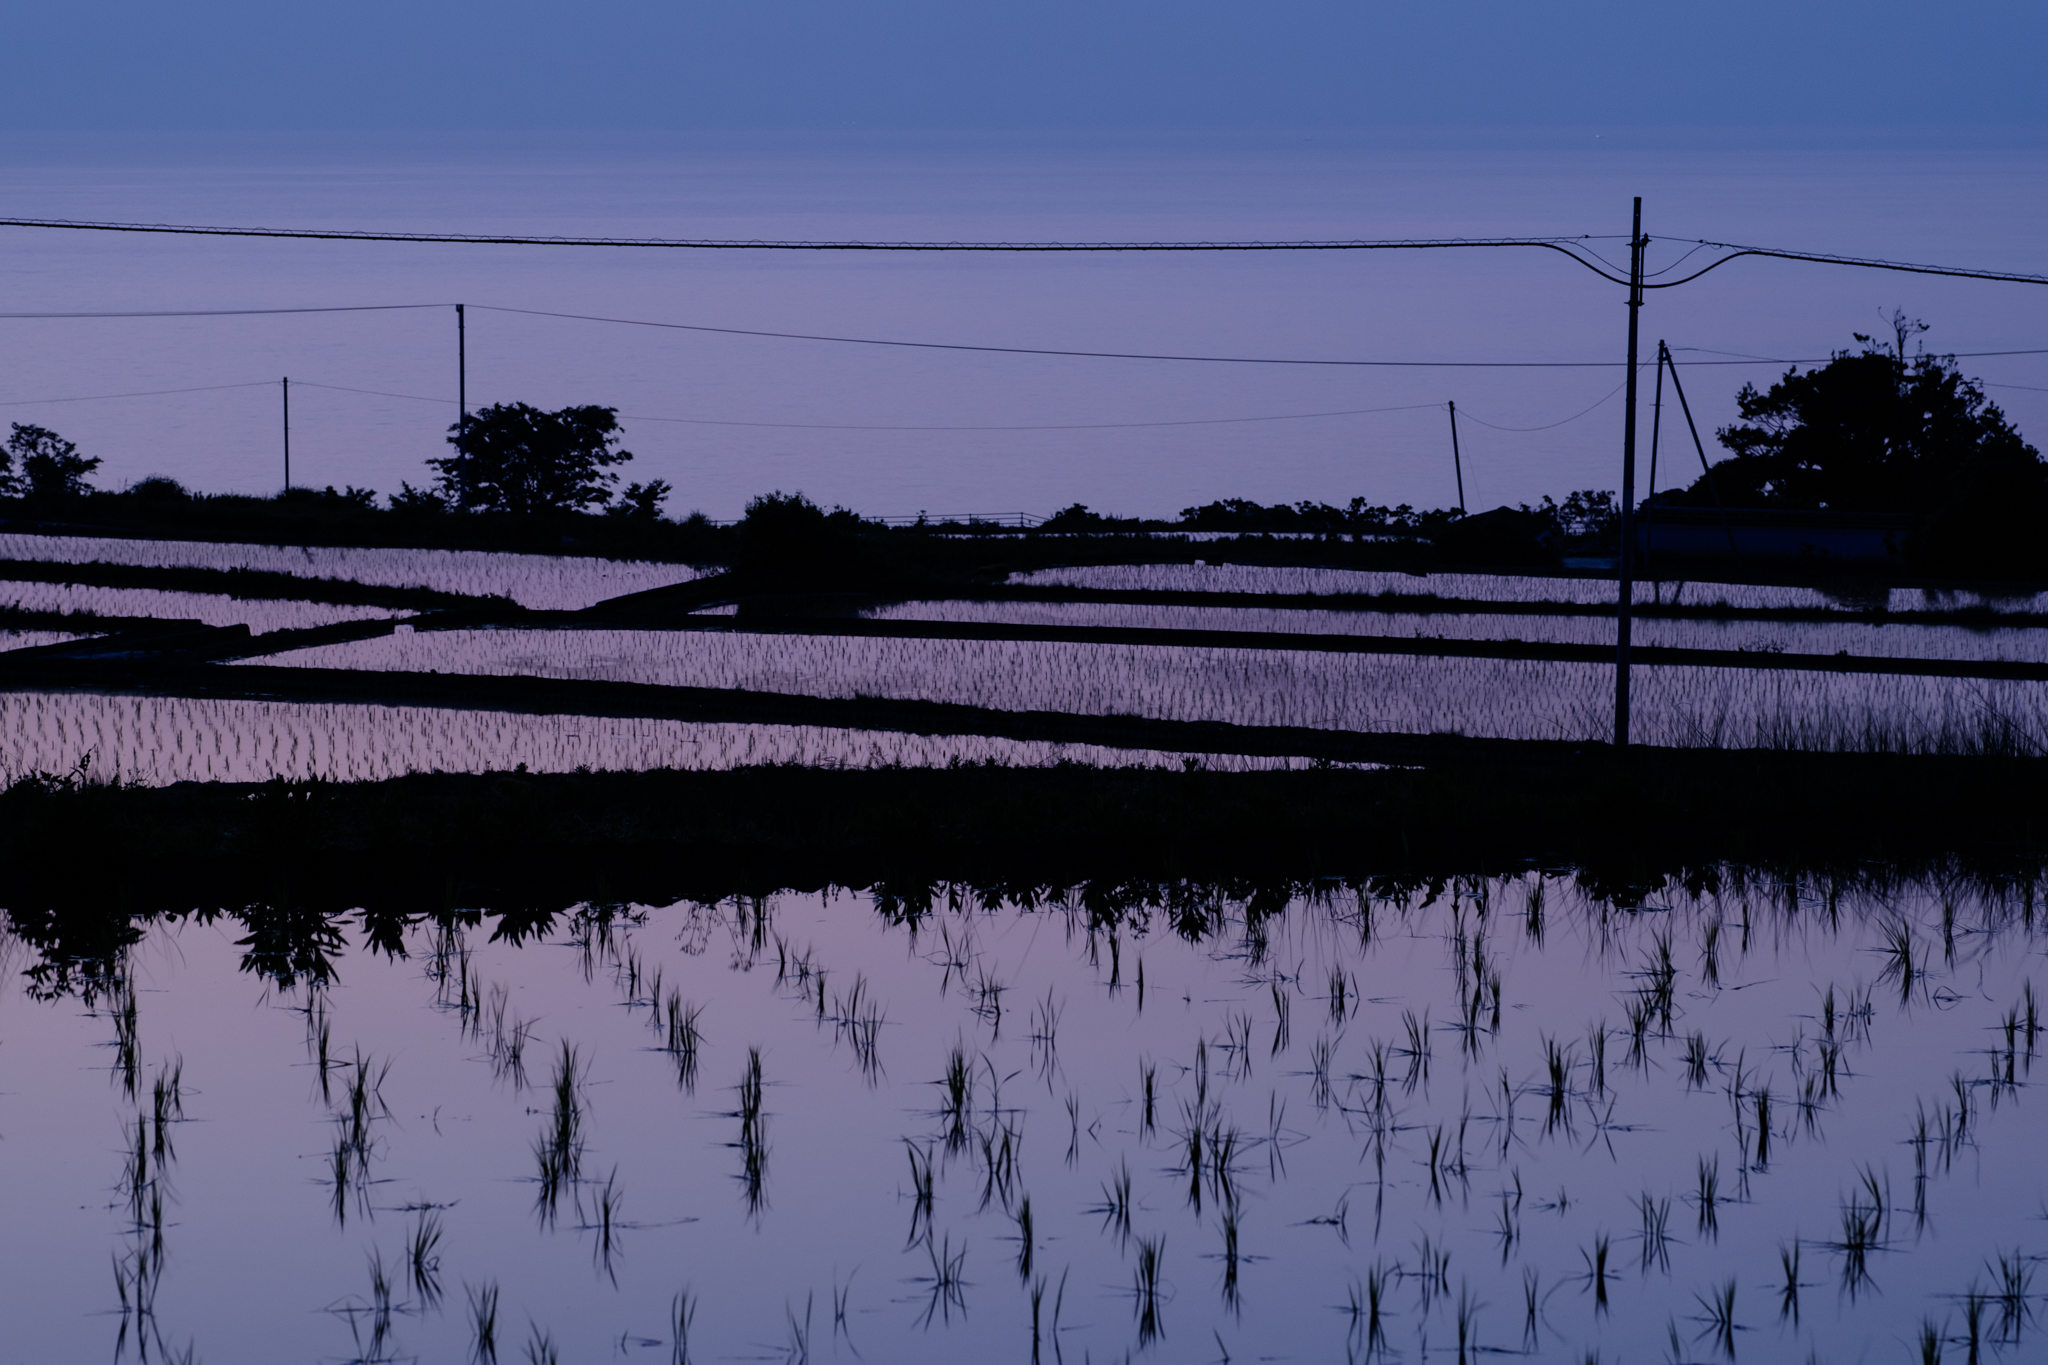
top-left (0, 867), bottom-right (2041, 1361)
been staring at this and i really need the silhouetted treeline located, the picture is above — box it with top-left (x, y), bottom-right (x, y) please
top-left (6, 751), bottom-right (2048, 997)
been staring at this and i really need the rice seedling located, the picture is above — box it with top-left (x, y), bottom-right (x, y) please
top-left (829, 1270), bottom-right (855, 1350)
top-left (1307, 1035), bottom-right (1334, 1110)
top-left (108, 974), bottom-right (140, 1100)
top-left (1988, 1247), bottom-right (2034, 1342)
top-left (1831, 1186), bottom-right (1885, 1298)
top-left (1328, 967), bottom-right (1352, 1023)
top-left (1962, 1282), bottom-right (1989, 1360)
top-left (733, 1047), bottom-right (768, 1217)
top-left (365, 1247), bottom-right (395, 1339)
top-left (1698, 917), bottom-right (1723, 988)
top-left (976, 1116), bottom-right (1023, 1213)
top-left (1753, 1085), bottom-right (1774, 1168)
top-left (662, 994), bottom-right (704, 1092)
top-left (1269, 978), bottom-right (1292, 1056)
top-left (1693, 1277), bottom-right (1737, 1359)
top-left (1521, 1267), bottom-right (1542, 1349)
top-left (1410, 1233), bottom-right (1452, 1316)
top-left (1011, 1195), bottom-right (1035, 1280)
top-left (904, 1141), bottom-right (934, 1247)
top-left (1636, 1191), bottom-right (1672, 1273)
top-left (1881, 919), bottom-right (1919, 1003)
top-left (670, 1288), bottom-right (697, 1365)
top-left (915, 1234), bottom-right (969, 1328)
top-left (1133, 1235), bottom-right (1165, 1346)
top-left (1028, 987), bottom-right (1062, 1081)
top-left (784, 1292), bottom-right (813, 1365)
top-left (523, 1321), bottom-right (558, 1365)
top-left (970, 962), bottom-right (1007, 1035)
top-left (1623, 993), bottom-right (1655, 1071)
top-left (466, 1280), bottom-right (500, 1364)
top-left (1217, 1197), bottom-right (1242, 1312)
top-left (1541, 1034), bottom-right (1575, 1136)
top-left (1398, 1008), bottom-right (1431, 1089)
top-left (1222, 1010), bottom-right (1256, 1080)
top-left (1095, 1157), bottom-right (1134, 1244)
top-left (1695, 1155), bottom-right (1721, 1240)
top-left (1683, 1032), bottom-right (1712, 1089)
top-left (590, 1166), bottom-right (624, 1280)
top-left (939, 1043), bottom-right (973, 1151)
top-left (406, 1208), bottom-right (443, 1308)
top-left (1918, 1315), bottom-right (1945, 1365)
top-left (149, 1057), bottom-right (184, 1167)
top-left (1581, 1234), bottom-right (1612, 1314)
top-left (1585, 1021), bottom-right (1607, 1100)
top-left (1777, 1241), bottom-right (1801, 1322)
top-left (1140, 1059), bottom-right (1157, 1134)
top-left (1455, 1280), bottom-right (1481, 1364)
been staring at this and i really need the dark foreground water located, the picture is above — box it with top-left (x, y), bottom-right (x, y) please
top-left (1, 871), bottom-right (2041, 1362)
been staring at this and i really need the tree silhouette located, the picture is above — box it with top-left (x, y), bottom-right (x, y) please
top-left (431, 403), bottom-right (635, 515)
top-left (1689, 315), bottom-right (2039, 514)
top-left (3, 423), bottom-right (100, 502)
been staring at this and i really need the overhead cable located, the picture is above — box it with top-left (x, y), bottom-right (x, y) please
top-left (5, 215), bottom-right (2047, 289)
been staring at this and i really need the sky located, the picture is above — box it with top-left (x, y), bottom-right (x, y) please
top-left (3, 4), bottom-right (2045, 517)
top-left (6, 1), bottom-right (2046, 134)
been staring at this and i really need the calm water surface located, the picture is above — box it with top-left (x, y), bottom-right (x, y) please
top-left (0, 872), bottom-right (2040, 1362)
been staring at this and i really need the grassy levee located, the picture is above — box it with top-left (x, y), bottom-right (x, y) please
top-left (2, 752), bottom-right (2044, 924)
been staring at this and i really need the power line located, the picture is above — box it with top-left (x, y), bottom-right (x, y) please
top-left (3, 215), bottom-right (2046, 290)
top-left (473, 303), bottom-right (1638, 368)
top-left (8, 297), bottom-right (2044, 371)
top-left (1452, 380), bottom-right (1630, 433)
top-left (1644, 236), bottom-right (2048, 290)
top-left (296, 379), bottom-right (1456, 431)
top-left (0, 380), bottom-right (278, 407)
top-left (0, 304), bottom-right (447, 320)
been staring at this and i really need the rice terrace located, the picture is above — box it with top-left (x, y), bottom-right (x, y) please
top-left (6, 21), bottom-right (2048, 1362)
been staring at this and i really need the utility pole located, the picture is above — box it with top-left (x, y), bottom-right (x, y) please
top-left (281, 376), bottom-right (291, 491)
top-left (1614, 198), bottom-right (1646, 749)
top-left (456, 303), bottom-right (467, 506)
top-left (1447, 400), bottom-right (1467, 514)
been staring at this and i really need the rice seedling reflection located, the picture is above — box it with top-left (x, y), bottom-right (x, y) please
top-left (731, 1047), bottom-right (768, 1218)
top-left (13, 862), bottom-right (2048, 1360)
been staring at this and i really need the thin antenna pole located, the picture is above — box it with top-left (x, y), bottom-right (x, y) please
top-left (1662, 351), bottom-right (1743, 562)
top-left (1614, 198), bottom-right (1645, 750)
top-left (281, 376), bottom-right (290, 491)
top-left (1645, 341), bottom-right (1667, 576)
top-left (456, 303), bottom-right (467, 506)
top-left (1447, 400), bottom-right (1467, 514)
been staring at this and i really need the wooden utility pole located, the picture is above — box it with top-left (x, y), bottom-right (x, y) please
top-left (1447, 400), bottom-right (1467, 514)
top-left (1614, 198), bottom-right (1646, 748)
top-left (456, 303), bottom-right (467, 505)
top-left (281, 376), bottom-right (291, 491)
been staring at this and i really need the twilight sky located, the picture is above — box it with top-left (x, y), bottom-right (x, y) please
top-left (6, 1), bottom-right (2045, 133)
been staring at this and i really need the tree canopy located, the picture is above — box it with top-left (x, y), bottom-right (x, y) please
top-left (1685, 316), bottom-right (2040, 515)
top-left (2, 423), bottom-right (100, 502)
top-left (431, 403), bottom-right (637, 515)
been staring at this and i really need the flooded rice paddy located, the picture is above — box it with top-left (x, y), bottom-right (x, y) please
top-left (1009, 565), bottom-right (2048, 615)
top-left (247, 627), bottom-right (2048, 752)
top-left (0, 534), bottom-right (708, 610)
top-left (1, 872), bottom-right (2041, 1363)
top-left (2, 580), bottom-right (404, 632)
top-left (0, 691), bottom-right (1317, 785)
top-left (867, 599), bottom-right (2048, 664)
